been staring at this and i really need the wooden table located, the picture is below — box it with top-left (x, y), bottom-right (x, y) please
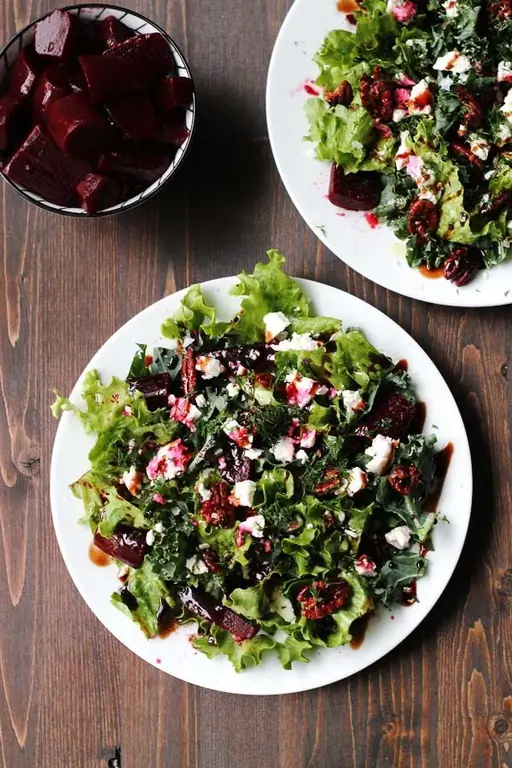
top-left (1, 2), bottom-right (511, 766)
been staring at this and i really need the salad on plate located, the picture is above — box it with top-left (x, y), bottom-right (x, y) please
top-left (306, 0), bottom-right (512, 286)
top-left (52, 252), bottom-right (448, 671)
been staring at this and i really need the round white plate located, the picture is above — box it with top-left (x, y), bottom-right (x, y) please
top-left (50, 277), bottom-right (472, 695)
top-left (266, 0), bottom-right (512, 307)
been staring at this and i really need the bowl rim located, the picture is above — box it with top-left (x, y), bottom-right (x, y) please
top-left (0, 2), bottom-right (197, 218)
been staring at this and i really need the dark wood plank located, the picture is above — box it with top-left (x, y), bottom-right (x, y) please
top-left (0, 1), bottom-right (510, 767)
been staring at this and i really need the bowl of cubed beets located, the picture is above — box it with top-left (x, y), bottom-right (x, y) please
top-left (0, 5), bottom-right (196, 216)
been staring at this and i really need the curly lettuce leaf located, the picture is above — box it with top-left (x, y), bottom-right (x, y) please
top-left (51, 370), bottom-right (129, 434)
top-left (111, 561), bottom-right (170, 638)
top-left (374, 552), bottom-right (427, 608)
top-left (161, 284), bottom-right (227, 340)
top-left (305, 97), bottom-right (376, 172)
top-left (327, 329), bottom-right (393, 390)
top-left (97, 489), bottom-right (148, 537)
top-left (191, 627), bottom-right (276, 672)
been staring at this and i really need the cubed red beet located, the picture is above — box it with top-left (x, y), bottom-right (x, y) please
top-left (8, 47), bottom-right (40, 99)
top-left (157, 76), bottom-right (194, 112)
top-left (0, 95), bottom-right (24, 151)
top-left (35, 9), bottom-right (77, 60)
top-left (104, 33), bottom-right (174, 77)
top-left (4, 125), bottom-right (84, 205)
top-left (46, 92), bottom-right (115, 160)
top-left (159, 110), bottom-right (190, 146)
top-left (96, 144), bottom-right (172, 184)
top-left (98, 16), bottom-right (134, 49)
top-left (328, 165), bottom-right (381, 211)
top-left (105, 96), bottom-right (159, 142)
top-left (79, 54), bottom-right (154, 102)
top-left (32, 64), bottom-right (72, 119)
top-left (76, 173), bottom-right (121, 214)
top-left (74, 20), bottom-right (104, 56)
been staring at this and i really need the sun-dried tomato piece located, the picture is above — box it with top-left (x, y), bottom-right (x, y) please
top-left (360, 71), bottom-right (394, 121)
top-left (355, 391), bottom-right (417, 440)
top-left (388, 464), bottom-right (422, 495)
top-left (456, 87), bottom-right (484, 130)
top-left (296, 580), bottom-right (351, 620)
top-left (200, 482), bottom-right (237, 527)
top-left (443, 246), bottom-right (483, 286)
top-left (450, 143), bottom-right (485, 171)
top-left (406, 198), bottom-right (439, 244)
top-left (181, 347), bottom-right (197, 395)
top-left (489, 0), bottom-right (512, 20)
top-left (314, 468), bottom-right (343, 495)
top-left (325, 79), bottom-right (353, 106)
top-left (329, 164), bottom-right (382, 211)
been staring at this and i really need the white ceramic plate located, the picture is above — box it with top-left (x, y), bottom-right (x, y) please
top-left (50, 277), bottom-right (472, 695)
top-left (266, 0), bottom-right (512, 307)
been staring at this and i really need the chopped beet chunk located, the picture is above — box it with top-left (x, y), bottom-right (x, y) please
top-left (96, 144), bottom-right (172, 184)
top-left (94, 525), bottom-right (148, 568)
top-left (35, 10), bottom-right (77, 60)
top-left (0, 96), bottom-right (24, 151)
top-left (8, 47), bottom-right (40, 99)
top-left (104, 33), bottom-right (175, 77)
top-left (105, 96), bottom-right (160, 142)
top-left (177, 586), bottom-right (260, 640)
top-left (77, 173), bottom-right (121, 214)
top-left (46, 92), bottom-right (115, 160)
top-left (328, 164), bottom-right (381, 211)
top-left (32, 64), bottom-right (72, 119)
top-left (97, 16), bottom-right (134, 49)
top-left (128, 372), bottom-right (172, 410)
top-left (355, 391), bottom-right (416, 440)
top-left (79, 54), bottom-right (154, 103)
top-left (157, 76), bottom-right (194, 112)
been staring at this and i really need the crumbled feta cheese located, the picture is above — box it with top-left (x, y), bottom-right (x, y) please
top-left (442, 0), bottom-right (458, 16)
top-left (169, 395), bottom-right (201, 431)
top-left (365, 434), bottom-right (398, 475)
top-left (196, 355), bottom-right (224, 379)
top-left (295, 449), bottom-right (308, 463)
top-left (393, 108), bottom-right (408, 122)
top-left (146, 439), bottom-right (191, 481)
top-left (342, 389), bottom-right (365, 416)
top-left (186, 556), bottom-right (209, 575)
top-left (433, 50), bottom-right (471, 73)
top-left (439, 75), bottom-right (453, 91)
top-left (387, 0), bottom-right (417, 22)
top-left (408, 79), bottom-right (432, 115)
top-left (154, 522), bottom-right (164, 533)
top-left (239, 514), bottom-right (265, 538)
top-left (236, 364), bottom-right (248, 376)
top-left (195, 393), bottom-right (207, 408)
top-left (152, 493), bottom-right (166, 505)
top-left (271, 332), bottom-right (320, 352)
top-left (285, 371), bottom-right (319, 408)
top-left (418, 189), bottom-right (438, 204)
top-left (355, 555), bottom-right (378, 577)
top-left (484, 169), bottom-right (495, 180)
top-left (346, 467), bottom-right (368, 497)
top-left (231, 480), bottom-right (257, 507)
top-left (226, 382), bottom-right (240, 398)
top-left (122, 466), bottom-right (144, 496)
top-left (195, 480), bottom-right (212, 501)
top-left (300, 427), bottom-right (317, 448)
top-left (469, 136), bottom-right (491, 161)
top-left (497, 123), bottom-right (512, 145)
top-left (395, 130), bottom-right (413, 170)
top-left (122, 405), bottom-right (132, 417)
top-left (182, 333), bottom-right (194, 348)
top-left (146, 530), bottom-right (155, 546)
top-left (497, 61), bottom-right (512, 84)
top-left (223, 419), bottom-right (253, 448)
top-left (385, 525), bottom-right (412, 549)
top-left (245, 447), bottom-right (263, 460)
top-left (263, 311), bottom-right (290, 342)
top-left (336, 510), bottom-right (346, 524)
top-left (271, 436), bottom-right (295, 463)
top-left (500, 89), bottom-right (512, 122)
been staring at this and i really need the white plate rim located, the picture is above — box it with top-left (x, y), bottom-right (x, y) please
top-left (266, 0), bottom-right (512, 308)
top-left (50, 276), bottom-right (473, 695)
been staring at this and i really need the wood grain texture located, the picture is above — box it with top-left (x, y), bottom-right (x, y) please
top-left (0, 1), bottom-right (510, 767)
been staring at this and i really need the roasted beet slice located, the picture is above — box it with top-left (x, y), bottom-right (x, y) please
top-left (35, 9), bottom-right (77, 60)
top-left (76, 173), bottom-right (121, 214)
top-left (98, 16), bottom-right (134, 48)
top-left (105, 96), bottom-right (159, 142)
top-left (221, 441), bottom-right (252, 484)
top-left (74, 20), bottom-right (104, 56)
top-left (210, 343), bottom-right (275, 375)
top-left (96, 144), bottom-right (172, 184)
top-left (8, 46), bottom-right (40, 99)
top-left (94, 525), bottom-right (148, 568)
top-left (104, 33), bottom-right (175, 77)
top-left (32, 64), bottom-right (72, 119)
top-left (46, 92), bottom-right (115, 160)
top-left (177, 586), bottom-right (260, 640)
top-left (129, 372), bottom-right (172, 410)
top-left (160, 110), bottom-right (190, 146)
top-left (355, 391), bottom-right (416, 440)
top-left (0, 95), bottom-right (24, 151)
top-left (157, 76), bottom-right (194, 112)
top-left (79, 54), bottom-right (154, 103)
top-left (3, 125), bottom-right (85, 205)
top-left (328, 165), bottom-right (381, 211)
